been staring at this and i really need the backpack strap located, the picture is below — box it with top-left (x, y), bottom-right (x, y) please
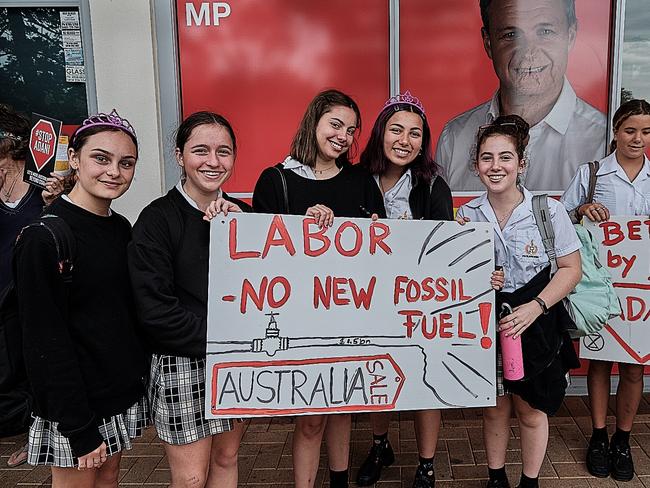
top-left (531, 194), bottom-right (559, 275)
top-left (273, 163), bottom-right (290, 214)
top-left (585, 160), bottom-right (600, 204)
top-left (35, 215), bottom-right (76, 281)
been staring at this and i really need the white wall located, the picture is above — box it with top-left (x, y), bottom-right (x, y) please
top-left (88, 0), bottom-right (164, 222)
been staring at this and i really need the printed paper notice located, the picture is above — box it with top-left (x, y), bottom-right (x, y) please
top-left (65, 65), bottom-right (86, 83)
top-left (60, 11), bottom-right (80, 30)
top-left (62, 30), bottom-right (82, 49)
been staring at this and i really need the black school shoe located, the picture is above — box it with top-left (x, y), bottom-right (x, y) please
top-left (356, 438), bottom-right (395, 486)
top-left (485, 479), bottom-right (510, 488)
top-left (586, 436), bottom-right (610, 478)
top-left (412, 463), bottom-right (435, 488)
top-left (609, 441), bottom-right (635, 481)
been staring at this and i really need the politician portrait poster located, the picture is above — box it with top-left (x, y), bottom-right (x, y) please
top-left (401, 0), bottom-right (611, 195)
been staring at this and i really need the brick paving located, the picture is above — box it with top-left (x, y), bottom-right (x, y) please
top-left (2, 394), bottom-right (649, 487)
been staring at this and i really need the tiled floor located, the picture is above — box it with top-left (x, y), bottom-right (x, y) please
top-left (2, 395), bottom-right (649, 487)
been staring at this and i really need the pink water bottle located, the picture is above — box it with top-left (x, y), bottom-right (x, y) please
top-left (500, 331), bottom-right (524, 380)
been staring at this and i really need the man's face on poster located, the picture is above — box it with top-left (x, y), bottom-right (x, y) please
top-left (482, 0), bottom-right (577, 98)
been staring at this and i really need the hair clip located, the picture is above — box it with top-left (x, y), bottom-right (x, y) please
top-left (0, 130), bottom-right (22, 142)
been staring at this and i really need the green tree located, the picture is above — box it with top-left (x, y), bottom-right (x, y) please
top-left (0, 7), bottom-right (88, 123)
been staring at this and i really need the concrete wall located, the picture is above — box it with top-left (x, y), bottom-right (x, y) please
top-left (88, 0), bottom-right (164, 222)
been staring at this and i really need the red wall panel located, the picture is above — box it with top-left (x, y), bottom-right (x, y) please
top-left (176, 0), bottom-right (389, 194)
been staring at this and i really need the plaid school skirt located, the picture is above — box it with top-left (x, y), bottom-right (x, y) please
top-left (27, 396), bottom-right (149, 468)
top-left (149, 354), bottom-right (233, 445)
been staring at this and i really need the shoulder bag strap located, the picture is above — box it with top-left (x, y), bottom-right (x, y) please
top-left (531, 194), bottom-right (558, 274)
top-left (273, 164), bottom-right (289, 214)
top-left (585, 160), bottom-right (600, 204)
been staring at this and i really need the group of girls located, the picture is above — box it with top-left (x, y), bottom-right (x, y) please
top-left (5, 89), bottom-right (648, 488)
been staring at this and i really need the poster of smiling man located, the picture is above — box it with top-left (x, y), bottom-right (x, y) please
top-left (205, 214), bottom-right (496, 418)
top-left (434, 0), bottom-right (607, 193)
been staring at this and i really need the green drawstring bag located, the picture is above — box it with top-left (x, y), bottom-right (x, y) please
top-left (531, 194), bottom-right (622, 339)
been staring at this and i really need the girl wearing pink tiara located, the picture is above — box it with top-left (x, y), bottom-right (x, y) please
top-left (356, 91), bottom-right (453, 488)
top-left (14, 110), bottom-right (149, 487)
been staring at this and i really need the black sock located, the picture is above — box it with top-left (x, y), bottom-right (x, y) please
top-left (612, 428), bottom-right (631, 446)
top-left (488, 466), bottom-right (507, 482)
top-left (591, 426), bottom-right (608, 443)
top-left (418, 457), bottom-right (435, 477)
top-left (419, 455), bottom-right (434, 466)
top-left (330, 469), bottom-right (349, 488)
top-left (518, 473), bottom-right (538, 488)
top-left (373, 432), bottom-right (388, 444)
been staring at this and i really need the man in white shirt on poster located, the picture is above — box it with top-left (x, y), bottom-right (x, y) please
top-left (436, 0), bottom-right (607, 193)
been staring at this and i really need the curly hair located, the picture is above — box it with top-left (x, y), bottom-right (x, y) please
top-left (0, 104), bottom-right (30, 161)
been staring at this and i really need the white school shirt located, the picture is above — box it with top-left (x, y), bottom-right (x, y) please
top-left (282, 156), bottom-right (317, 180)
top-left (457, 187), bottom-right (581, 293)
top-left (560, 151), bottom-right (650, 216)
top-left (435, 78), bottom-right (607, 192)
top-left (373, 169), bottom-right (413, 220)
top-left (175, 181), bottom-right (222, 211)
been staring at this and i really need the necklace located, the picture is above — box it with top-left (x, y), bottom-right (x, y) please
top-left (314, 163), bottom-right (337, 175)
top-left (1, 172), bottom-right (20, 199)
top-left (495, 193), bottom-right (523, 225)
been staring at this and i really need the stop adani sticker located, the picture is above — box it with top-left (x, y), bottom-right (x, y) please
top-left (23, 113), bottom-right (62, 189)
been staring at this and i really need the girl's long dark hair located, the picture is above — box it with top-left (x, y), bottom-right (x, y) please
top-left (359, 102), bottom-right (439, 184)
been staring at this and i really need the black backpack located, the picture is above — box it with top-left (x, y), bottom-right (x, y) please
top-left (0, 214), bottom-right (75, 437)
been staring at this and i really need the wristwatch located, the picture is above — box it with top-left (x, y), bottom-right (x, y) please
top-left (533, 296), bottom-right (549, 315)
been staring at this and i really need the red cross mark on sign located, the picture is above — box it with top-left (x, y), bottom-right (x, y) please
top-left (29, 119), bottom-right (57, 171)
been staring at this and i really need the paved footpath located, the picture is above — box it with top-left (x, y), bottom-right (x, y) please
top-left (2, 394), bottom-right (649, 487)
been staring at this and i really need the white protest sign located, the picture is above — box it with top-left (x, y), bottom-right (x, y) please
top-left (580, 217), bottom-right (650, 365)
top-left (206, 213), bottom-right (496, 418)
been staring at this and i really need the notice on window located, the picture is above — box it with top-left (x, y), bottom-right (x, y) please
top-left (65, 65), bottom-right (86, 83)
top-left (61, 29), bottom-right (82, 49)
top-left (59, 11), bottom-right (80, 30)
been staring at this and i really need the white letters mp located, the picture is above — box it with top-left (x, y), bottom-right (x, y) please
top-left (206, 214), bottom-right (496, 417)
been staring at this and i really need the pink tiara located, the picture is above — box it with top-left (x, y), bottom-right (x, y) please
top-left (383, 91), bottom-right (425, 114)
top-left (73, 109), bottom-right (137, 141)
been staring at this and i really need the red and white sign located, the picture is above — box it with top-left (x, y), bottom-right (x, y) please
top-left (581, 218), bottom-right (650, 365)
top-left (29, 119), bottom-right (57, 171)
top-left (206, 214), bottom-right (497, 417)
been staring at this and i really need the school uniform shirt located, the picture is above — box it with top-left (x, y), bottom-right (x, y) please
top-left (436, 78), bottom-right (606, 192)
top-left (373, 169), bottom-right (413, 220)
top-left (560, 151), bottom-right (650, 216)
top-left (282, 156), bottom-right (318, 179)
top-left (457, 187), bottom-right (581, 292)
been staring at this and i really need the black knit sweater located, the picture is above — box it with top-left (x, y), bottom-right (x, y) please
top-left (128, 187), bottom-right (251, 358)
top-left (252, 163), bottom-right (386, 217)
top-left (15, 198), bottom-right (146, 457)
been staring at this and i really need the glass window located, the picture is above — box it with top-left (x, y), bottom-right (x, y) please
top-left (621, 0), bottom-right (650, 102)
top-left (0, 6), bottom-right (89, 124)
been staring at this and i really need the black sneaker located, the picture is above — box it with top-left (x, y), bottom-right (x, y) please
top-left (609, 441), bottom-right (634, 481)
top-left (356, 439), bottom-right (395, 486)
top-left (412, 463), bottom-right (435, 488)
top-left (586, 436), bottom-right (610, 478)
top-left (485, 479), bottom-right (510, 488)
